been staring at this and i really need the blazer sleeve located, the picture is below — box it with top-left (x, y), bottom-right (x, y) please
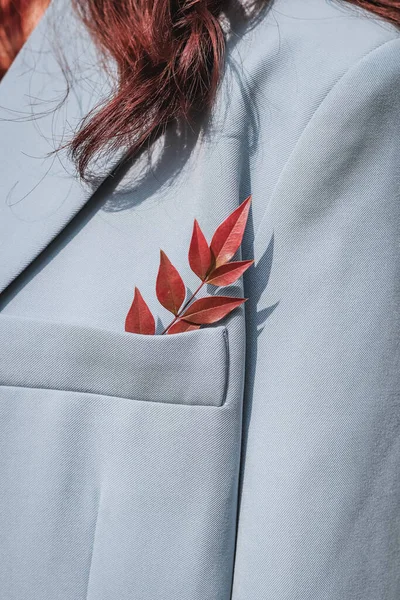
top-left (233, 37), bottom-right (400, 600)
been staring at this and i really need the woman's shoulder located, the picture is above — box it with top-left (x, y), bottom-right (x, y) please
top-left (227, 0), bottom-right (400, 101)
top-left (216, 0), bottom-right (400, 235)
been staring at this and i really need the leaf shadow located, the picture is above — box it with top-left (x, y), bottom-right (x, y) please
top-left (155, 316), bottom-right (165, 335)
top-left (238, 229), bottom-right (280, 508)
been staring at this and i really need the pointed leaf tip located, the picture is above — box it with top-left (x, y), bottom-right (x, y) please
top-left (156, 250), bottom-right (186, 315)
top-left (210, 195), bottom-right (252, 268)
top-left (188, 219), bottom-right (212, 281)
top-left (180, 295), bottom-right (247, 325)
top-left (206, 259), bottom-right (254, 286)
top-left (125, 287), bottom-right (156, 335)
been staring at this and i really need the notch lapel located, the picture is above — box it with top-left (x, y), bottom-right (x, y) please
top-left (0, 0), bottom-right (113, 294)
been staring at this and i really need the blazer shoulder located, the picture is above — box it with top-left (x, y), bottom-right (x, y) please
top-left (252, 35), bottom-right (400, 250)
top-left (222, 2), bottom-right (400, 241)
top-left (228, 0), bottom-right (400, 99)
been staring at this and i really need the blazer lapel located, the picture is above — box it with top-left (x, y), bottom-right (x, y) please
top-left (0, 0), bottom-right (113, 294)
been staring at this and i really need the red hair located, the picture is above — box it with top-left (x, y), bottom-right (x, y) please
top-left (0, 0), bottom-right (49, 79)
top-left (67, 0), bottom-right (400, 181)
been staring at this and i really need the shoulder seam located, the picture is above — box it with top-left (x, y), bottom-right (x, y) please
top-left (253, 35), bottom-right (400, 242)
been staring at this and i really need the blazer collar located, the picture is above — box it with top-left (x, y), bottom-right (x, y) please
top-left (0, 1), bottom-right (113, 295)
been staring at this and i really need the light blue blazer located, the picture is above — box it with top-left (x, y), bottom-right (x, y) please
top-left (0, 0), bottom-right (399, 598)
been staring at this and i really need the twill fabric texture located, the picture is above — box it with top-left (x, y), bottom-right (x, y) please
top-left (0, 0), bottom-right (399, 599)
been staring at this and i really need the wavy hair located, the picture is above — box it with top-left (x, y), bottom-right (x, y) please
top-left (68, 0), bottom-right (400, 180)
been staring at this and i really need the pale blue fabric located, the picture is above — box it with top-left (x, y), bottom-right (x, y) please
top-left (0, 0), bottom-right (399, 598)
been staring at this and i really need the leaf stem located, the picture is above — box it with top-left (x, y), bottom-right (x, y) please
top-left (161, 279), bottom-right (206, 334)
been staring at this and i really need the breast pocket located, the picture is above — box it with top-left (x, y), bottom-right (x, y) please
top-left (0, 313), bottom-right (230, 406)
top-left (0, 314), bottom-right (244, 600)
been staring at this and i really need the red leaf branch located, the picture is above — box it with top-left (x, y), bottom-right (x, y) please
top-left (125, 195), bottom-right (253, 335)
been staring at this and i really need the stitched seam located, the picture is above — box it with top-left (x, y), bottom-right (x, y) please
top-left (253, 35), bottom-right (400, 245)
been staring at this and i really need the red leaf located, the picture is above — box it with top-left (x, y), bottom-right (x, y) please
top-left (209, 195), bottom-right (251, 268)
top-left (188, 219), bottom-right (212, 280)
top-left (156, 250), bottom-right (186, 315)
top-left (125, 287), bottom-right (156, 335)
top-left (206, 259), bottom-right (254, 286)
top-left (165, 320), bottom-right (201, 334)
top-left (180, 295), bottom-right (247, 325)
